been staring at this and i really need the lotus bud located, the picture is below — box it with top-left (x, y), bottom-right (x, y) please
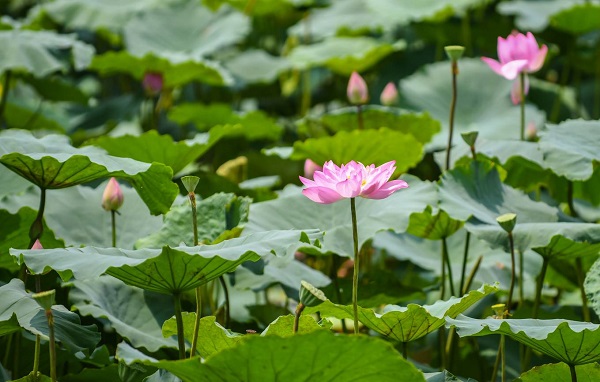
top-left (526, 122), bottom-right (537, 141)
top-left (32, 239), bottom-right (43, 250)
top-left (380, 82), bottom-right (398, 106)
top-left (299, 280), bottom-right (327, 307)
top-left (346, 71), bottom-right (369, 105)
top-left (303, 159), bottom-right (322, 179)
top-left (444, 45), bottom-right (465, 62)
top-left (496, 213), bottom-right (517, 233)
top-left (33, 290), bottom-right (55, 311)
top-left (142, 72), bottom-right (164, 95)
top-left (102, 178), bottom-right (124, 212)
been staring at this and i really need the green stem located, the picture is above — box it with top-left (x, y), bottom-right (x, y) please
top-left (576, 257), bottom-right (591, 321)
top-left (357, 105), bottom-right (364, 130)
top-left (567, 180), bottom-right (579, 218)
top-left (293, 303), bottom-right (305, 334)
top-left (442, 237), bottom-right (456, 296)
top-left (402, 341), bottom-right (408, 359)
top-left (570, 363), bottom-right (578, 382)
top-left (190, 287), bottom-right (201, 358)
top-left (111, 210), bottom-right (116, 247)
top-left (46, 309), bottom-right (57, 382)
top-left (463, 255), bottom-right (483, 294)
top-left (0, 70), bottom-right (11, 128)
top-left (189, 193), bottom-right (198, 246)
top-left (29, 187), bottom-right (46, 248)
top-left (519, 250), bottom-right (524, 306)
top-left (173, 293), bottom-right (186, 359)
top-left (507, 232), bottom-right (516, 314)
top-left (459, 231), bottom-right (471, 295)
top-left (501, 335), bottom-right (506, 382)
top-left (445, 60), bottom-right (458, 171)
top-left (520, 72), bottom-right (526, 141)
top-left (440, 240), bottom-right (447, 300)
top-left (218, 276), bottom-right (230, 328)
top-left (350, 197), bottom-right (360, 334)
top-left (32, 334), bottom-right (41, 378)
top-left (532, 258), bottom-right (549, 319)
top-left (491, 337), bottom-right (501, 382)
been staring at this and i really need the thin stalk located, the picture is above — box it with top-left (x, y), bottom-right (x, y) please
top-left (173, 293), bottom-right (186, 359)
top-left (520, 72), bottom-right (526, 141)
top-left (402, 342), bottom-right (408, 359)
top-left (46, 309), bottom-right (57, 382)
top-left (440, 242), bottom-right (447, 300)
top-left (567, 181), bottom-right (579, 218)
top-left (569, 363), bottom-right (578, 382)
top-left (111, 210), bottom-right (117, 247)
top-left (190, 287), bottom-right (201, 357)
top-left (350, 197), bottom-right (360, 334)
top-left (491, 337), bottom-right (502, 382)
top-left (218, 276), bottom-right (230, 328)
top-left (576, 257), bottom-right (591, 322)
top-left (356, 105), bottom-right (364, 130)
top-left (32, 335), bottom-right (41, 378)
top-left (507, 232), bottom-right (516, 314)
top-left (0, 70), bottom-right (12, 128)
top-left (532, 258), bottom-right (549, 319)
top-left (442, 237), bottom-right (456, 296)
top-left (463, 255), bottom-right (483, 294)
top-left (519, 250), bottom-right (524, 306)
top-left (459, 231), bottom-right (471, 295)
top-left (293, 303), bottom-right (305, 334)
top-left (445, 327), bottom-right (457, 368)
top-left (29, 187), bottom-right (47, 248)
top-left (3, 333), bottom-right (12, 367)
top-left (439, 327), bottom-right (447, 369)
top-left (445, 59), bottom-right (459, 171)
top-left (501, 335), bottom-right (506, 382)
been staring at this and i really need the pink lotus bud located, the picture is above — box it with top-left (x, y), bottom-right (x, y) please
top-left (346, 71), bottom-right (369, 105)
top-left (102, 178), bottom-right (124, 211)
top-left (526, 122), bottom-right (537, 140)
top-left (303, 159), bottom-right (322, 179)
top-left (380, 82), bottom-right (398, 106)
top-left (142, 72), bottom-right (164, 95)
top-left (32, 239), bottom-right (43, 250)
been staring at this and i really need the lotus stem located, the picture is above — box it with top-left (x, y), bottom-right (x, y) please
top-left (402, 341), bottom-right (408, 359)
top-left (567, 181), bottom-right (579, 218)
top-left (462, 255), bottom-right (483, 294)
top-left (440, 242), bottom-right (447, 300)
top-left (576, 257), bottom-right (591, 322)
top-left (507, 231), bottom-right (516, 314)
top-left (45, 309), bottom-right (57, 382)
top-left (188, 189), bottom-right (201, 357)
top-left (0, 70), bottom-right (11, 128)
top-left (442, 237), bottom-right (456, 296)
top-left (356, 105), bottom-right (364, 130)
top-left (293, 303), bottom-right (305, 334)
top-left (501, 334), bottom-right (506, 382)
top-left (520, 72), bottom-right (525, 141)
top-left (32, 335), bottom-right (41, 379)
top-left (569, 363), bottom-right (578, 382)
top-left (29, 187), bottom-right (46, 248)
top-left (459, 231), bottom-right (471, 295)
top-left (218, 276), bottom-right (230, 328)
top-left (350, 197), bottom-right (360, 334)
top-left (519, 249), bottom-right (524, 306)
top-left (173, 293), bottom-right (186, 359)
top-left (532, 257), bottom-right (549, 319)
top-left (445, 58), bottom-right (459, 171)
top-left (111, 210), bottom-right (117, 247)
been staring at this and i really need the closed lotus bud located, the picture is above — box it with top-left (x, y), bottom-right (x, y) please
top-left (526, 122), bottom-right (537, 141)
top-left (142, 72), bottom-right (164, 95)
top-left (380, 82), bottom-right (398, 106)
top-left (304, 159), bottom-right (322, 179)
top-left (347, 71), bottom-right (369, 105)
top-left (32, 239), bottom-right (43, 250)
top-left (102, 178), bottom-right (124, 212)
top-left (299, 280), bottom-right (327, 307)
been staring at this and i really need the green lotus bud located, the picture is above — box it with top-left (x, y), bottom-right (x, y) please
top-left (299, 280), bottom-right (327, 307)
top-left (496, 213), bottom-right (517, 233)
top-left (444, 45), bottom-right (465, 62)
top-left (181, 176), bottom-right (200, 194)
top-left (32, 290), bottom-right (55, 311)
top-left (461, 131), bottom-right (479, 147)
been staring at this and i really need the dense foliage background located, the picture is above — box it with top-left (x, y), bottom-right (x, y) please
top-left (1, 0), bottom-right (600, 381)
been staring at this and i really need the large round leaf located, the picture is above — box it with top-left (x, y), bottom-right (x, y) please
top-left (292, 128), bottom-right (424, 175)
top-left (116, 330), bottom-right (426, 382)
top-left (496, 0), bottom-right (581, 31)
top-left (244, 176), bottom-right (436, 258)
top-left (223, 50), bottom-right (291, 84)
top-left (447, 314), bottom-right (600, 365)
top-left (550, 3), bottom-right (600, 35)
top-left (400, 58), bottom-right (545, 149)
top-left (516, 362), bottom-right (600, 382)
top-left (0, 129), bottom-right (178, 215)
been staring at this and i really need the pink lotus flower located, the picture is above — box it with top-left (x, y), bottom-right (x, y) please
top-left (102, 177), bottom-right (124, 211)
top-left (347, 71), bottom-right (369, 105)
top-left (142, 72), bottom-right (164, 95)
top-left (32, 239), bottom-right (43, 250)
top-left (304, 159), bottom-right (323, 179)
top-left (482, 32), bottom-right (547, 105)
top-left (380, 82), bottom-right (398, 106)
top-left (299, 160), bottom-right (408, 204)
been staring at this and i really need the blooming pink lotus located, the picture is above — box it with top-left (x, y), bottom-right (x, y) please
top-left (102, 177), bottom-right (124, 211)
top-left (481, 32), bottom-right (548, 104)
top-left (347, 71), bottom-right (369, 105)
top-left (299, 160), bottom-right (408, 204)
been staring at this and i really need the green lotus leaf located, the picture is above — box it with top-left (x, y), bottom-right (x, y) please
top-left (292, 128), bottom-right (424, 175)
top-left (288, 36), bottom-right (405, 74)
top-left (136, 193), bottom-right (250, 249)
top-left (0, 279), bottom-right (100, 353)
top-left (297, 106), bottom-right (440, 145)
top-left (0, 313), bottom-right (20, 337)
top-left (90, 51), bottom-right (231, 87)
top-left (116, 330), bottom-right (426, 382)
top-left (447, 314), bottom-right (600, 365)
top-left (261, 314), bottom-right (324, 337)
top-left (584, 257), bottom-right (600, 319)
top-left (0, 29), bottom-right (94, 76)
top-left (407, 206), bottom-right (464, 240)
top-left (533, 234), bottom-right (600, 261)
top-left (11, 230), bottom-right (321, 293)
top-left (69, 276), bottom-right (178, 352)
top-left (516, 362), bottom-right (600, 382)
top-left (85, 131), bottom-right (220, 175)
top-left (497, 0), bottom-right (578, 31)
top-left (550, 4), bottom-right (600, 35)
top-left (305, 284), bottom-right (497, 342)
top-left (244, 175), bottom-right (436, 258)
top-left (0, 129), bottom-right (178, 215)
top-left (124, 4), bottom-right (249, 60)
top-left (224, 49), bottom-right (292, 84)
top-left (400, 59), bottom-right (545, 148)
